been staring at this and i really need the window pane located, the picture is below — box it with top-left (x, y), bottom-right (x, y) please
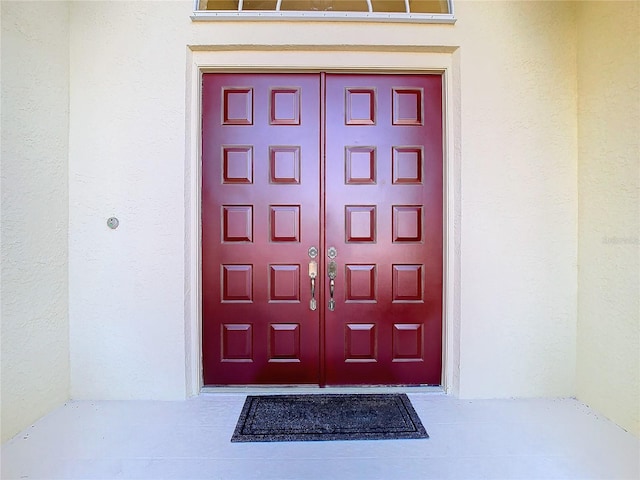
top-left (200, 0), bottom-right (239, 9)
top-left (371, 0), bottom-right (406, 13)
top-left (243, 0), bottom-right (278, 9)
top-left (410, 0), bottom-right (449, 14)
top-left (199, 0), bottom-right (451, 13)
top-left (280, 0), bottom-right (369, 11)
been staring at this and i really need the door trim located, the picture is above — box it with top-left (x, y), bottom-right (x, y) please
top-left (185, 46), bottom-right (461, 396)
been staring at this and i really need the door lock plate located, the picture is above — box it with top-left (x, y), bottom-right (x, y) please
top-left (308, 260), bottom-right (318, 278)
top-left (327, 260), bottom-right (337, 279)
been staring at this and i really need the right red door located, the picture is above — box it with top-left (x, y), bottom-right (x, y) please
top-left (324, 74), bottom-right (443, 385)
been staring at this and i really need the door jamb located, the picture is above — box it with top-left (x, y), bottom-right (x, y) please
top-left (185, 47), bottom-right (461, 397)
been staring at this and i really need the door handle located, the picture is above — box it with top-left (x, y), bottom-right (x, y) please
top-left (327, 247), bottom-right (338, 311)
top-left (308, 246), bottom-right (318, 311)
top-left (308, 260), bottom-right (318, 311)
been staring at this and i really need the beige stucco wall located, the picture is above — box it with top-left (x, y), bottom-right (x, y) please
top-left (66, 0), bottom-right (578, 400)
top-left (67, 1), bottom-right (190, 400)
top-left (456, 1), bottom-right (578, 398)
top-left (8, 0), bottom-right (639, 441)
top-left (1, 0), bottom-right (636, 443)
top-left (576, 1), bottom-right (640, 436)
top-left (1, 2), bottom-right (71, 442)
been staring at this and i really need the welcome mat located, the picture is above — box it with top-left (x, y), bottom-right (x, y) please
top-left (231, 393), bottom-right (429, 442)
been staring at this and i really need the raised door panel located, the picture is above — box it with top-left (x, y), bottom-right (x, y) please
top-left (324, 74), bottom-right (443, 386)
top-left (202, 73), bottom-right (321, 385)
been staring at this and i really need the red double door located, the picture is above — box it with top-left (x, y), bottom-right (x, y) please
top-left (202, 73), bottom-right (442, 386)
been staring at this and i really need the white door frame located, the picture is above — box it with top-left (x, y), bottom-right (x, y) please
top-left (185, 46), bottom-right (461, 395)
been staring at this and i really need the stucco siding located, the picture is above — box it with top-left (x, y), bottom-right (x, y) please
top-left (65, 0), bottom-right (579, 400)
top-left (6, 0), bottom-right (638, 441)
top-left (1, 1), bottom-right (71, 442)
top-left (576, 1), bottom-right (640, 436)
top-left (456, 1), bottom-right (578, 398)
top-left (68, 1), bottom-right (190, 399)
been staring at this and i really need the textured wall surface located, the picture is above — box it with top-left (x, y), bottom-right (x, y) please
top-left (1, 1), bottom-right (70, 442)
top-left (68, 1), bottom-right (190, 399)
top-left (456, 1), bottom-right (578, 398)
top-left (66, 0), bottom-right (579, 400)
top-left (576, 1), bottom-right (640, 436)
top-left (6, 0), bottom-right (637, 443)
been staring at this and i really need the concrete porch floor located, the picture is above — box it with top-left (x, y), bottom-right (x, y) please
top-left (1, 393), bottom-right (638, 480)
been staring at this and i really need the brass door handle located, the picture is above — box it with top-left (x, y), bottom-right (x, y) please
top-left (308, 260), bottom-right (318, 311)
top-left (327, 258), bottom-right (337, 311)
top-left (308, 246), bottom-right (318, 311)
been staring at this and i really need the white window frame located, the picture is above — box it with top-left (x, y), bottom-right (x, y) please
top-left (191, 0), bottom-right (456, 23)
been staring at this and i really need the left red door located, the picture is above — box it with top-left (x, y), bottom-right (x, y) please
top-left (201, 74), bottom-right (321, 384)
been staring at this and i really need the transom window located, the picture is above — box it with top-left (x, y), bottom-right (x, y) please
top-left (193, 0), bottom-right (455, 22)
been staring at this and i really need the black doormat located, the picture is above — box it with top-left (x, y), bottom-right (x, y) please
top-left (231, 393), bottom-right (429, 442)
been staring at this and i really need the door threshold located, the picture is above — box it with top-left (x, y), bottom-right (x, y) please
top-left (201, 385), bottom-right (445, 395)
